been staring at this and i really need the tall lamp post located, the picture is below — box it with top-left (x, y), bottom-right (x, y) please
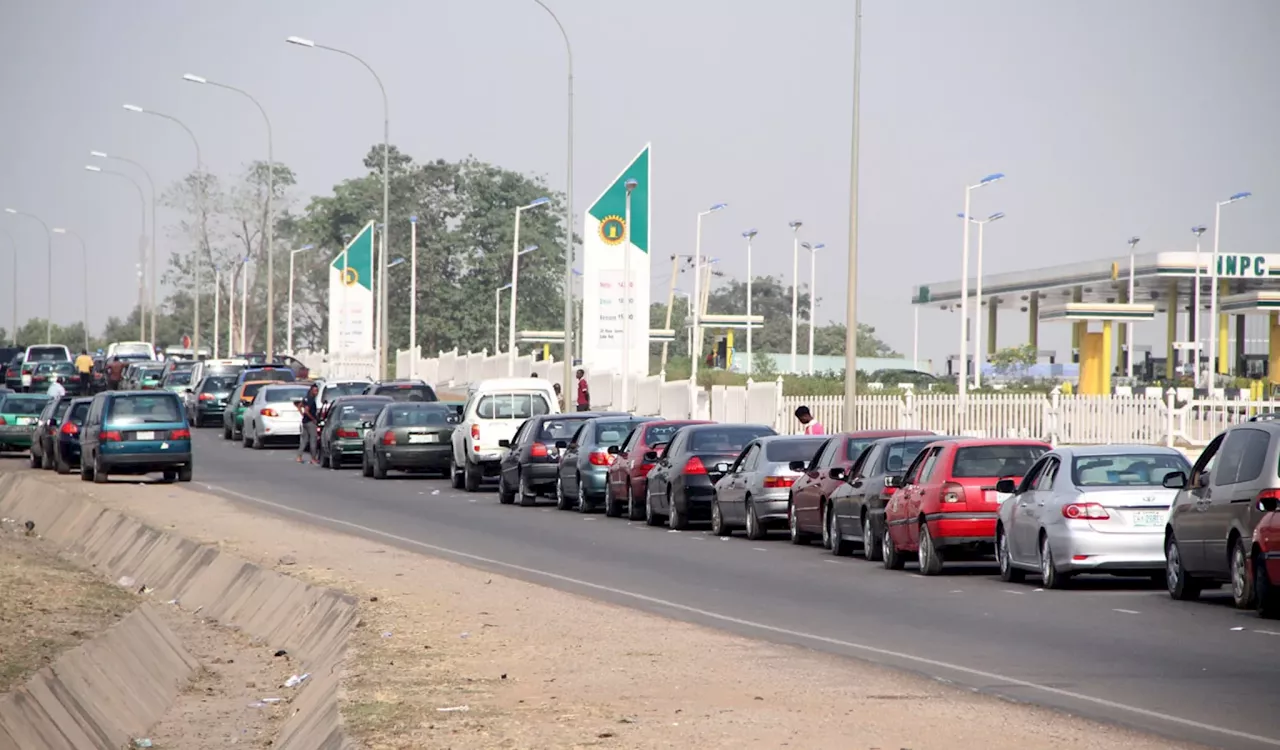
top-left (495, 283), bottom-right (513, 354)
top-left (1191, 225), bottom-right (1207, 388)
top-left (51, 228), bottom-right (90, 352)
top-left (1207, 191), bottom-right (1252, 387)
top-left (690, 203), bottom-right (728, 414)
top-left (621, 178), bottom-right (638, 410)
top-left (801, 242), bottom-right (825, 375)
top-left (90, 151), bottom-right (157, 345)
top-left (4, 208), bottom-right (54, 343)
top-left (408, 215), bottom-right (418, 378)
top-left (0, 229), bottom-right (16, 345)
top-left (287, 244), bottom-right (316, 354)
top-left (530, 0), bottom-right (577, 396)
top-left (788, 220), bottom-right (803, 373)
top-left (122, 103), bottom-right (203, 351)
top-left (85, 165), bottom-right (148, 339)
top-left (742, 229), bottom-right (758, 376)
top-left (957, 210), bottom-right (1004, 388)
top-left (183, 73), bottom-right (277, 360)
top-left (286, 36), bottom-right (391, 379)
top-left (842, 0), bottom-right (864, 428)
top-left (956, 172), bottom-right (1005, 401)
top-left (508, 197), bottom-right (550, 374)
top-left (213, 264), bottom-right (222, 358)
top-left (1125, 235), bottom-right (1140, 379)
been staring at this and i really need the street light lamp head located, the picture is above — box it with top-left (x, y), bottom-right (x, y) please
top-left (89, 150), bottom-right (108, 158)
top-left (388, 257), bottom-right (406, 269)
top-left (84, 165), bottom-right (102, 172)
top-left (499, 283), bottom-right (513, 291)
top-left (1191, 225), bottom-right (1207, 236)
top-left (743, 229), bottom-right (758, 239)
top-left (1128, 236), bottom-right (1141, 247)
top-left (285, 36), bottom-right (316, 47)
top-left (813, 243), bottom-right (826, 250)
top-left (1224, 191), bottom-right (1253, 205)
top-left (988, 212), bottom-right (1005, 222)
top-left (624, 178), bottom-right (638, 193)
top-left (788, 220), bottom-right (802, 229)
top-left (182, 74), bottom-right (208, 84)
top-left (409, 215), bottom-right (418, 223)
top-left (122, 104), bottom-right (143, 113)
top-left (527, 196), bottom-right (551, 208)
top-left (520, 244), bottom-right (539, 255)
top-left (978, 172), bottom-right (1005, 186)
top-left (709, 203), bottom-right (728, 212)
top-left (52, 228), bottom-right (67, 234)
top-left (3, 208), bottom-right (16, 214)
top-left (301, 244), bottom-right (315, 251)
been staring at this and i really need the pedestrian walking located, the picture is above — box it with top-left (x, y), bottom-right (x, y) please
top-left (795, 405), bottom-right (825, 435)
top-left (298, 383), bottom-right (319, 464)
top-left (575, 368), bottom-right (590, 412)
top-left (74, 349), bottom-right (93, 395)
top-left (106, 357), bottom-right (125, 391)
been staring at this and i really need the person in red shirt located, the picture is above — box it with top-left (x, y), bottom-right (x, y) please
top-left (575, 368), bottom-right (590, 412)
top-left (106, 357), bottom-right (126, 390)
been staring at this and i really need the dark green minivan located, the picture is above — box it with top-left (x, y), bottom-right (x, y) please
top-left (79, 391), bottom-right (193, 483)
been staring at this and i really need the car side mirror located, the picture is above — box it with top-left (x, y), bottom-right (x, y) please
top-left (828, 467), bottom-right (845, 481)
top-left (643, 450), bottom-right (660, 463)
top-left (555, 440), bottom-right (568, 450)
top-left (995, 478), bottom-right (1018, 494)
top-left (498, 439), bottom-right (511, 448)
top-left (714, 462), bottom-right (732, 474)
top-left (607, 444), bottom-right (620, 455)
top-left (446, 414), bottom-right (461, 425)
top-left (1258, 496), bottom-right (1279, 514)
top-left (788, 460), bottom-right (807, 472)
top-left (886, 475), bottom-right (904, 489)
top-left (361, 421), bottom-right (374, 430)
top-left (1163, 471), bottom-right (1187, 490)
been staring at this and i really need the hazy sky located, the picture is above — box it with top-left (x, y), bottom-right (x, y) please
top-left (2, 1), bottom-right (1277, 365)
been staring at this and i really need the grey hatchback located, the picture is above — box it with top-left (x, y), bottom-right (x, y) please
top-left (1163, 420), bottom-right (1280, 608)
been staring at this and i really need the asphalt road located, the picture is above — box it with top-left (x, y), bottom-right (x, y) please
top-left (186, 430), bottom-right (1280, 750)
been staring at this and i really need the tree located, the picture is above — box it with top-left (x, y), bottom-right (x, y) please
top-left (989, 343), bottom-right (1038, 376)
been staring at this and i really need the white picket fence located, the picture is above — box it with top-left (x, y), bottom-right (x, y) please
top-left (293, 350), bottom-right (379, 380)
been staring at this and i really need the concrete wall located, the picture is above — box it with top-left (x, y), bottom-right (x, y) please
top-left (0, 473), bottom-right (360, 750)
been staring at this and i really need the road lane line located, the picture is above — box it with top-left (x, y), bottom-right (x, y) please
top-left (199, 481), bottom-right (1280, 749)
top-left (1113, 609), bottom-right (1141, 615)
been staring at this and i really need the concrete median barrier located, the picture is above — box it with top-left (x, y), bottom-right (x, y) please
top-left (0, 473), bottom-right (359, 750)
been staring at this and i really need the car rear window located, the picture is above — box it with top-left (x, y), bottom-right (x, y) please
top-left (766, 437), bottom-right (826, 462)
top-left (1072, 454), bottom-right (1190, 487)
top-left (881, 439), bottom-right (939, 474)
top-left (27, 347), bottom-right (68, 362)
top-left (264, 386), bottom-right (309, 403)
top-left (371, 384), bottom-right (437, 403)
top-left (202, 376), bottom-right (237, 392)
top-left (52, 399), bottom-right (72, 420)
top-left (643, 423), bottom-right (688, 446)
top-left (538, 418), bottom-right (590, 442)
top-left (245, 369), bottom-right (295, 383)
top-left (477, 394), bottom-right (550, 420)
top-left (323, 382), bottom-right (369, 402)
top-left (595, 420), bottom-right (642, 446)
top-left (387, 404), bottom-right (452, 426)
top-left (66, 402), bottom-right (90, 425)
top-left (165, 371), bottom-right (193, 385)
top-left (106, 394), bottom-right (183, 424)
top-left (112, 343), bottom-right (152, 358)
top-left (690, 427), bottom-right (775, 453)
top-left (241, 383), bottom-right (267, 400)
top-left (952, 445), bottom-right (1048, 478)
top-left (336, 402), bottom-right (386, 422)
top-left (1, 396), bottom-right (48, 415)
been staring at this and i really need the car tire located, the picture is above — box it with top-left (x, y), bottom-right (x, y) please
top-left (372, 453), bottom-right (388, 480)
top-left (497, 473), bottom-right (516, 505)
top-left (162, 469), bottom-right (177, 484)
top-left (575, 475), bottom-right (593, 513)
top-left (997, 527), bottom-right (1025, 583)
top-left (744, 498), bottom-right (765, 541)
top-left (41, 445), bottom-right (53, 470)
top-left (555, 477), bottom-right (572, 510)
top-left (644, 491), bottom-right (661, 527)
top-left (329, 448), bottom-right (342, 470)
top-left (450, 456), bottom-right (465, 490)
top-left (252, 429), bottom-right (264, 450)
top-left (1255, 555), bottom-right (1280, 619)
top-left (464, 460), bottom-right (482, 493)
top-left (28, 449), bottom-right (40, 469)
top-left (223, 424), bottom-right (232, 440)
top-left (668, 491), bottom-right (687, 531)
top-left (92, 453), bottom-right (107, 484)
top-left (1231, 536), bottom-right (1255, 610)
top-left (1039, 535), bottom-right (1069, 589)
top-left (711, 499), bottom-right (730, 536)
top-left (1165, 534), bottom-right (1201, 601)
top-left (627, 485), bottom-right (643, 521)
top-left (80, 454), bottom-right (93, 482)
top-left (604, 483), bottom-right (620, 518)
top-left (882, 526), bottom-right (904, 570)
top-left (54, 448), bottom-right (71, 475)
top-left (242, 429), bottom-right (253, 448)
top-left (862, 513), bottom-right (883, 562)
top-left (362, 451), bottom-right (373, 477)
top-left (829, 505), bottom-right (854, 556)
top-left (918, 523), bottom-right (945, 576)
top-left (177, 464), bottom-right (193, 483)
top-left (787, 501), bottom-right (807, 545)
top-left (518, 473), bottom-right (536, 506)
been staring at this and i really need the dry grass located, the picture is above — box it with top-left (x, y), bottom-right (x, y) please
top-left (0, 521), bottom-right (137, 692)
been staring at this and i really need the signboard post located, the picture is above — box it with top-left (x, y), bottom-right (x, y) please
top-left (328, 221), bottom-right (375, 356)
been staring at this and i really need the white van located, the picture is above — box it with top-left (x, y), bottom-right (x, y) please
top-left (450, 377), bottom-right (560, 492)
top-left (106, 341), bottom-right (156, 361)
top-left (188, 358), bottom-right (249, 390)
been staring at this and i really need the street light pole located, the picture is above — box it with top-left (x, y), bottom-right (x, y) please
top-left (742, 230), bottom-right (758, 376)
top-left (287, 244), bottom-right (316, 355)
top-left (788, 220), bottom-right (802, 373)
top-left (842, 0), bottom-right (863, 427)
top-left (957, 211), bottom-right (1004, 388)
top-left (3, 209), bottom-right (54, 343)
top-left (621, 178), bottom-right (638, 410)
top-left (802, 242), bottom-right (825, 375)
top-left (1191, 225), bottom-right (1207, 388)
top-left (409, 215), bottom-right (418, 378)
top-left (286, 36), bottom-right (390, 378)
top-left (84, 165), bottom-right (147, 340)
top-left (183, 74), bottom-right (276, 360)
top-left (1207, 191), bottom-right (1252, 387)
top-left (690, 204), bottom-right (728, 414)
top-left (90, 151), bottom-right (157, 345)
top-left (495, 284), bottom-right (512, 354)
top-left (240, 256), bottom-right (249, 352)
top-left (213, 265), bottom-right (221, 358)
top-left (0, 229), bottom-right (15, 345)
top-left (957, 173), bottom-right (1005, 402)
top-left (51, 228), bottom-right (89, 352)
top-left (1126, 235), bottom-right (1140, 379)
top-left (530, 0), bottom-right (576, 398)
top-left (508, 198), bottom-right (550, 375)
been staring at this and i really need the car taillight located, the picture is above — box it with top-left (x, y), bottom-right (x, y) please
top-left (1063, 503), bottom-right (1110, 520)
top-left (169, 428), bottom-right (191, 440)
top-left (471, 424), bottom-right (480, 440)
top-left (0, 416), bottom-right (8, 425)
top-left (1259, 489), bottom-right (1280, 502)
top-left (763, 476), bottom-right (796, 488)
top-left (60, 422), bottom-right (78, 436)
top-left (199, 393), bottom-right (215, 401)
top-left (530, 442), bottom-right (548, 458)
top-left (261, 408), bottom-right (279, 417)
top-left (884, 486), bottom-right (898, 496)
top-left (100, 430), bottom-right (123, 442)
top-left (941, 482), bottom-right (965, 503)
top-left (382, 431), bottom-right (397, 445)
top-left (685, 456), bottom-right (707, 474)
top-left (336, 427), bottom-right (359, 439)
top-left (589, 451), bottom-right (613, 466)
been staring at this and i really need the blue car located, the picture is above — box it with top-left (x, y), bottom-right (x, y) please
top-left (79, 390), bottom-right (193, 483)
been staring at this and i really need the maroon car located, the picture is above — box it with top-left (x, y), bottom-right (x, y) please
top-left (604, 419), bottom-right (712, 519)
top-left (789, 429), bottom-right (936, 546)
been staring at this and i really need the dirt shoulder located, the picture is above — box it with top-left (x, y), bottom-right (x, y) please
top-left (60, 474), bottom-right (1205, 750)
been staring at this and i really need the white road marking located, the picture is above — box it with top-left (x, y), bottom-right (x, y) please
top-left (1113, 609), bottom-right (1141, 615)
top-left (199, 481), bottom-right (1280, 749)
top-left (824, 559), bottom-right (844, 565)
top-left (1231, 626), bottom-right (1246, 631)
top-left (1255, 630), bottom-right (1280, 637)
top-left (752, 547), bottom-right (767, 552)
top-left (949, 590), bottom-right (963, 594)
top-left (582, 517), bottom-right (596, 521)
top-left (667, 529), bottom-right (680, 533)
top-left (1002, 590), bottom-right (1026, 595)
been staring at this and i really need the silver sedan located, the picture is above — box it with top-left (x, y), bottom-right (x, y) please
top-left (995, 444), bottom-right (1190, 588)
top-left (711, 435), bottom-right (826, 540)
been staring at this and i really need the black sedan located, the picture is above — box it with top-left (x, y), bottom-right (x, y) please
top-left (555, 415), bottom-right (657, 513)
top-left (28, 394), bottom-right (76, 469)
top-left (48, 397), bottom-right (91, 474)
top-left (643, 423), bottom-right (776, 530)
top-left (318, 395), bottom-right (393, 469)
top-left (360, 401), bottom-right (460, 479)
top-left (497, 412), bottom-right (624, 506)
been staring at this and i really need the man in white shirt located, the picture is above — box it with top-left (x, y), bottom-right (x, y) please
top-left (46, 375), bottom-right (66, 401)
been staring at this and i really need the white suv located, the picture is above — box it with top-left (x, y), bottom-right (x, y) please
top-left (450, 378), bottom-right (559, 492)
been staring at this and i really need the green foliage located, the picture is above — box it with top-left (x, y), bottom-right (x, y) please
top-left (989, 343), bottom-right (1038, 375)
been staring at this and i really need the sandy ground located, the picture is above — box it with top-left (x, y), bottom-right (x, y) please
top-left (52, 472), bottom-right (1210, 750)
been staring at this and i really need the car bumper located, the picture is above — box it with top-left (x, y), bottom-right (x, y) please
top-left (333, 438), bottom-right (364, 456)
top-left (379, 445), bottom-right (451, 470)
top-left (678, 484), bottom-right (718, 520)
top-left (578, 467), bottom-right (610, 497)
top-left (1045, 525), bottom-right (1166, 572)
top-left (99, 448), bottom-right (192, 472)
top-left (0, 426), bottom-right (35, 448)
top-left (196, 405), bottom-right (227, 418)
top-left (750, 490), bottom-right (793, 523)
top-left (259, 417), bottom-right (302, 437)
top-left (928, 512), bottom-right (998, 546)
top-left (525, 462), bottom-right (560, 486)
top-left (57, 438), bottom-right (81, 464)
top-left (469, 446), bottom-right (505, 464)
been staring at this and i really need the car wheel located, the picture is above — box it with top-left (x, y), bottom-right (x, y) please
top-left (644, 491), bottom-right (661, 527)
top-left (54, 448), bottom-right (70, 475)
top-left (997, 527), bottom-right (1025, 583)
top-left (329, 448), bottom-right (342, 470)
top-left (518, 472), bottom-right (537, 506)
top-left (1255, 556), bottom-right (1280, 619)
top-left (497, 473), bottom-right (516, 505)
top-left (918, 523), bottom-right (945, 576)
top-left (464, 460), bottom-right (482, 493)
top-left (28, 449), bottom-right (40, 469)
top-left (252, 428), bottom-right (264, 450)
top-left (604, 483), bottom-right (620, 518)
top-left (92, 453), bottom-right (107, 484)
top-left (745, 498), bottom-right (765, 541)
top-left (1039, 534), bottom-right (1068, 589)
top-left (41, 445), bottom-right (53, 470)
top-left (372, 453), bottom-right (388, 480)
top-left (242, 428), bottom-right (253, 448)
top-left (79, 454), bottom-right (93, 482)
top-left (362, 451), bottom-right (373, 477)
top-left (627, 485), bottom-right (643, 521)
top-left (450, 456), bottom-right (465, 490)
top-left (162, 469), bottom-right (177, 484)
top-left (223, 424), bottom-right (232, 440)
top-left (882, 526), bottom-right (904, 570)
top-left (668, 490), bottom-right (687, 530)
top-left (177, 464), bottom-right (193, 482)
top-left (820, 503), bottom-right (832, 549)
top-left (575, 475), bottom-right (592, 513)
top-left (1231, 536), bottom-right (1255, 609)
top-left (1166, 535), bottom-right (1201, 601)
top-left (711, 499), bottom-right (729, 536)
top-left (555, 477), bottom-right (572, 510)
top-left (829, 505), bottom-right (854, 556)
top-left (862, 513), bottom-right (883, 562)
top-left (787, 501), bottom-right (807, 545)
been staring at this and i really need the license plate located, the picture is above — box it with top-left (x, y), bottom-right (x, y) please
top-left (1132, 510), bottom-right (1164, 527)
top-left (20, 375), bottom-right (30, 386)
top-left (16, 417), bottom-right (33, 426)
top-left (408, 434), bottom-right (437, 444)
top-left (136, 431), bottom-right (156, 440)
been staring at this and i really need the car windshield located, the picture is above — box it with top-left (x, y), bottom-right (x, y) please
top-left (595, 420), bottom-right (643, 447)
top-left (477, 393), bottom-right (550, 419)
top-left (952, 445), bottom-right (1048, 478)
top-left (880, 439), bottom-right (939, 474)
top-left (139, 366), bottom-right (163, 378)
top-left (27, 347), bottom-right (67, 362)
top-left (241, 383), bottom-right (268, 400)
top-left (387, 404), bottom-right (452, 426)
top-left (1, 396), bottom-right (48, 415)
top-left (766, 437), bottom-right (826, 462)
top-left (337, 402), bottom-right (386, 423)
top-left (323, 382), bottom-right (368, 402)
top-left (264, 386), bottom-right (309, 403)
top-left (371, 384), bottom-right (437, 403)
top-left (66, 402), bottom-right (90, 425)
top-left (106, 394), bottom-right (183, 424)
top-left (1072, 454), bottom-right (1190, 487)
top-left (690, 427), bottom-right (775, 453)
top-left (202, 376), bottom-right (237, 392)
top-left (537, 418), bottom-right (590, 442)
top-left (165, 371), bottom-right (192, 385)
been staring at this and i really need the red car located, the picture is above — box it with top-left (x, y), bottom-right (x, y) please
top-left (883, 438), bottom-right (1050, 575)
top-left (604, 420), bottom-right (711, 520)
top-left (789, 430), bottom-right (936, 546)
top-left (1251, 494), bottom-right (1280, 618)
